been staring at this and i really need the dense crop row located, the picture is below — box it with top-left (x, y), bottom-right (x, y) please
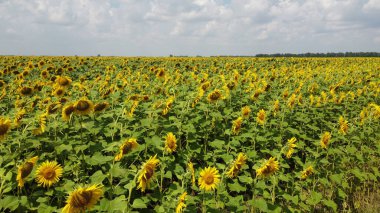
top-left (0, 56), bottom-right (379, 212)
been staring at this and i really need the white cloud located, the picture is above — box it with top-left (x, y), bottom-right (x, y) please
top-left (0, 0), bottom-right (379, 56)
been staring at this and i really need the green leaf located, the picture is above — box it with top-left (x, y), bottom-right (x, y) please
top-left (209, 139), bottom-right (225, 149)
top-left (307, 191), bottom-right (322, 205)
top-left (87, 152), bottom-right (114, 166)
top-left (90, 170), bottom-right (106, 183)
top-left (228, 181), bottom-right (246, 192)
top-left (132, 198), bottom-right (148, 209)
top-left (323, 199), bottom-right (337, 212)
top-left (253, 198), bottom-right (268, 212)
top-left (238, 176), bottom-right (253, 184)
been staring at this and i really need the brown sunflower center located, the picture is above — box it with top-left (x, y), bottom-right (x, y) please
top-left (0, 123), bottom-right (10, 135)
top-left (55, 89), bottom-right (64, 96)
top-left (204, 174), bottom-right (214, 185)
top-left (58, 78), bottom-right (69, 86)
top-left (71, 191), bottom-right (92, 208)
top-left (94, 103), bottom-right (107, 112)
top-left (20, 87), bottom-right (33, 95)
top-left (122, 143), bottom-right (132, 154)
top-left (76, 101), bottom-right (90, 111)
top-left (144, 167), bottom-right (154, 179)
top-left (42, 168), bottom-right (56, 180)
top-left (210, 91), bottom-right (221, 100)
top-left (64, 106), bottom-right (75, 116)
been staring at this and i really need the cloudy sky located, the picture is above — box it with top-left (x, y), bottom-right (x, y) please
top-left (1, 0), bottom-right (379, 56)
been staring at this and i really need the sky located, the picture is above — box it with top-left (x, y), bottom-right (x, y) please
top-left (0, 0), bottom-right (379, 56)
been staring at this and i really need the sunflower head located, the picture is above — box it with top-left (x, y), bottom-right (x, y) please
top-left (232, 117), bottom-right (243, 135)
top-left (198, 166), bottom-right (220, 191)
top-left (164, 132), bottom-right (177, 153)
top-left (226, 153), bottom-right (247, 178)
top-left (19, 86), bottom-right (33, 96)
top-left (256, 157), bottom-right (279, 178)
top-left (94, 102), bottom-right (110, 113)
top-left (207, 89), bottom-right (222, 102)
top-left (62, 184), bottom-right (103, 213)
top-left (300, 166), bottom-right (314, 180)
top-left (256, 109), bottom-right (266, 125)
top-left (137, 155), bottom-right (160, 192)
top-left (114, 138), bottom-right (139, 161)
top-left (241, 106), bottom-right (251, 118)
top-left (0, 117), bottom-right (11, 140)
top-left (320, 131), bottom-right (332, 149)
top-left (35, 160), bottom-right (63, 187)
top-left (17, 156), bottom-right (38, 188)
top-left (62, 103), bottom-right (75, 121)
top-left (285, 137), bottom-right (297, 159)
top-left (74, 99), bottom-right (94, 116)
top-left (52, 87), bottom-right (65, 97)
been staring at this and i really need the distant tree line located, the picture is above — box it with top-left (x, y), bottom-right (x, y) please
top-left (255, 52), bottom-right (380, 57)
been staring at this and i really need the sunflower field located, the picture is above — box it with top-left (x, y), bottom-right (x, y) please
top-left (0, 56), bottom-right (379, 212)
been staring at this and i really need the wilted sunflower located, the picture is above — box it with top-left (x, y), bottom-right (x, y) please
top-left (232, 117), bottom-right (243, 135)
top-left (137, 155), bottom-right (160, 192)
top-left (17, 156), bottom-right (38, 188)
top-left (62, 184), bottom-right (103, 213)
top-left (114, 138), bottom-right (139, 161)
top-left (198, 166), bottom-right (220, 191)
top-left (320, 131), bottom-right (332, 149)
top-left (94, 102), bottom-right (110, 113)
top-left (241, 106), bottom-right (251, 118)
top-left (74, 99), bottom-right (94, 116)
top-left (175, 192), bottom-right (187, 213)
top-left (35, 160), bottom-right (63, 187)
top-left (285, 137), bottom-right (297, 159)
top-left (0, 117), bottom-right (11, 141)
top-left (300, 166), bottom-right (314, 180)
top-left (256, 157), bottom-right (279, 178)
top-left (164, 132), bottom-right (177, 153)
top-left (207, 89), bottom-right (222, 102)
top-left (226, 153), bottom-right (247, 178)
top-left (256, 109), bottom-right (266, 125)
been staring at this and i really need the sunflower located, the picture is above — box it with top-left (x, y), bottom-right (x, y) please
top-left (52, 87), bottom-right (65, 97)
top-left (94, 102), bottom-right (110, 113)
top-left (256, 109), bottom-right (266, 125)
top-left (273, 99), bottom-right (280, 116)
top-left (56, 76), bottom-right (72, 87)
top-left (165, 132), bottom-right (177, 153)
top-left (256, 157), bottom-right (279, 178)
top-left (338, 116), bottom-right (348, 135)
top-left (226, 153), bottom-right (247, 178)
top-left (241, 106), bottom-right (251, 118)
top-left (16, 156), bottom-right (38, 188)
top-left (62, 184), bottom-right (103, 213)
top-left (62, 103), bottom-right (75, 121)
top-left (35, 160), bottom-right (63, 187)
top-left (0, 117), bottom-right (11, 141)
top-left (232, 117), bottom-right (243, 135)
top-left (285, 137), bottom-right (297, 159)
top-left (74, 99), bottom-right (94, 116)
top-left (46, 102), bottom-right (62, 114)
top-left (187, 162), bottom-right (196, 187)
top-left (207, 89), bottom-right (222, 102)
top-left (32, 113), bottom-right (48, 135)
top-left (300, 166), bottom-right (314, 180)
top-left (114, 138), bottom-right (139, 161)
top-left (287, 94), bottom-right (297, 109)
top-left (19, 86), bottom-right (33, 96)
top-left (175, 192), bottom-right (187, 213)
top-left (320, 131), bottom-right (332, 149)
top-left (137, 155), bottom-right (160, 192)
top-left (198, 166), bottom-right (220, 191)
top-left (13, 109), bottom-right (26, 128)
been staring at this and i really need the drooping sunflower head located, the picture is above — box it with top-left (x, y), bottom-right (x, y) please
top-left (338, 116), bottom-right (349, 135)
top-left (232, 117), bottom-right (243, 135)
top-left (226, 153), bottom-right (247, 178)
top-left (176, 192), bottom-right (187, 213)
top-left (114, 138), bottom-right (139, 161)
top-left (207, 89), bottom-right (222, 102)
top-left (320, 131), bottom-right (332, 149)
top-left (165, 132), bottom-right (177, 153)
top-left (300, 165), bottom-right (314, 180)
top-left (74, 99), bottom-right (94, 116)
top-left (46, 102), bottom-right (62, 115)
top-left (285, 137), bottom-right (297, 159)
top-left (187, 161), bottom-right (196, 186)
top-left (273, 99), bottom-right (280, 115)
top-left (198, 166), bottom-right (220, 191)
top-left (62, 103), bottom-right (75, 121)
top-left (0, 117), bottom-right (11, 141)
top-left (256, 157), bottom-right (279, 178)
top-left (94, 102), bottom-right (110, 113)
top-left (241, 106), bottom-right (251, 118)
top-left (35, 160), bottom-right (63, 187)
top-left (137, 155), bottom-right (160, 192)
top-left (256, 109), bottom-right (266, 125)
top-left (62, 184), bottom-right (103, 213)
top-left (16, 156), bottom-right (38, 188)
